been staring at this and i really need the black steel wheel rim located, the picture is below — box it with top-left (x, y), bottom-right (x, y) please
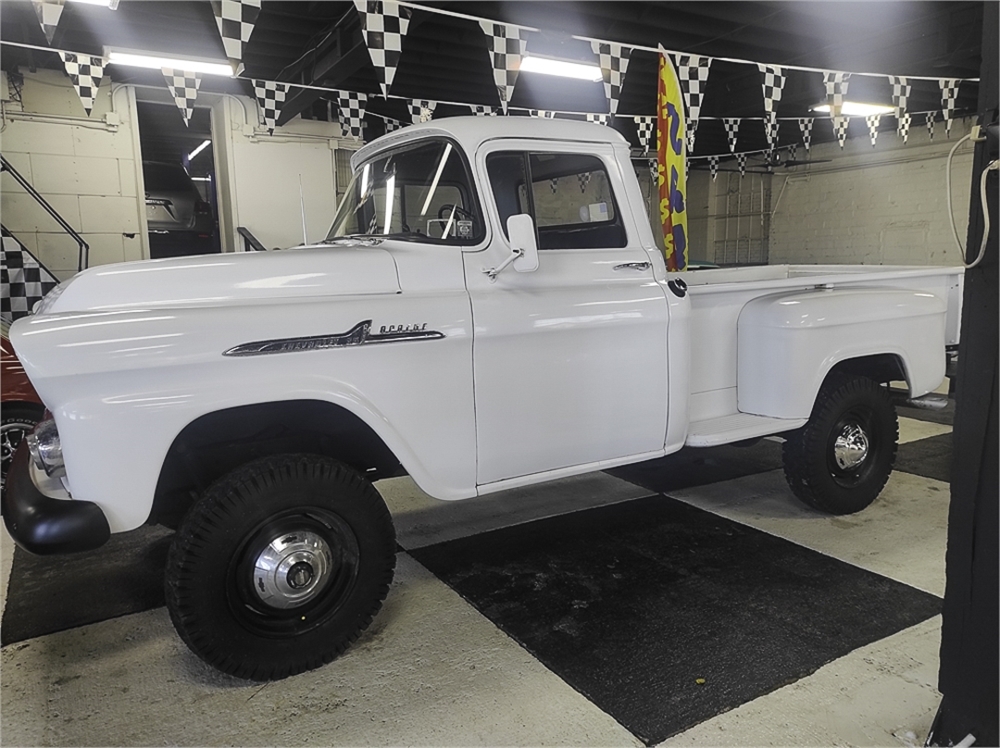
top-left (227, 507), bottom-right (361, 637)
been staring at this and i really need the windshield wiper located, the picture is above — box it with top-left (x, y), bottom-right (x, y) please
top-left (320, 234), bottom-right (385, 246)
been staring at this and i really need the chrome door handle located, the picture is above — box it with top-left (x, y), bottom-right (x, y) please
top-left (613, 262), bottom-right (651, 271)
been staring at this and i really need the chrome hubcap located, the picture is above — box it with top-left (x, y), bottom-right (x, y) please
top-left (252, 531), bottom-right (333, 610)
top-left (833, 423), bottom-right (870, 470)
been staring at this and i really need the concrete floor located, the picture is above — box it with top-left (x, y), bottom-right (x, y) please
top-left (1, 411), bottom-right (950, 747)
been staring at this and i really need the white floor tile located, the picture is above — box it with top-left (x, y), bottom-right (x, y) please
top-left (898, 416), bottom-right (952, 445)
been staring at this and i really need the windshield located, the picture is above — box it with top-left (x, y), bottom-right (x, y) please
top-left (326, 139), bottom-right (484, 245)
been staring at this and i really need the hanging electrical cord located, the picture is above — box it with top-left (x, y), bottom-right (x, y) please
top-left (945, 130), bottom-right (998, 268)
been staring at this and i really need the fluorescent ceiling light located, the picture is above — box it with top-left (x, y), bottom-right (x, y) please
top-left (812, 102), bottom-right (895, 117)
top-left (107, 50), bottom-right (233, 77)
top-left (188, 139), bottom-right (211, 161)
top-left (69, 0), bottom-right (119, 7)
top-left (521, 55), bottom-right (603, 82)
top-left (190, 176), bottom-right (212, 182)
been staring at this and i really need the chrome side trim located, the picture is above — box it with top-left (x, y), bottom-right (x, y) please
top-left (223, 320), bottom-right (445, 357)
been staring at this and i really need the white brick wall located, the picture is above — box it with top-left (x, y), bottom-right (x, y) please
top-left (1, 70), bottom-right (147, 280)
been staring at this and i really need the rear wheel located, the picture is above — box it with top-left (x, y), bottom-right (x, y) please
top-left (1, 404), bottom-right (45, 498)
top-left (165, 454), bottom-right (396, 680)
top-left (782, 374), bottom-right (898, 515)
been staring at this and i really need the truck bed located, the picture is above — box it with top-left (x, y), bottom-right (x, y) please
top-left (670, 264), bottom-right (964, 435)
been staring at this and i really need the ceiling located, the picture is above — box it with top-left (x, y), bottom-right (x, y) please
top-left (0, 1), bottom-right (985, 159)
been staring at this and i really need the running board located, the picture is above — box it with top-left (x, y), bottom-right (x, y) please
top-left (686, 413), bottom-right (808, 447)
top-left (904, 393), bottom-right (950, 410)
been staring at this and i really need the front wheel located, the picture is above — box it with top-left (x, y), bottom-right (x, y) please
top-left (782, 374), bottom-right (898, 515)
top-left (165, 454), bottom-right (396, 680)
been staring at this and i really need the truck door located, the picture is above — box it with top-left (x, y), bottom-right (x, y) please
top-left (465, 142), bottom-right (668, 486)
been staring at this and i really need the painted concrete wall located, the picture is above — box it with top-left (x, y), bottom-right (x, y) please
top-left (768, 117), bottom-right (974, 265)
top-left (1, 69), bottom-right (148, 280)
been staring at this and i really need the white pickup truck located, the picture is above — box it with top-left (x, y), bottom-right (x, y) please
top-left (4, 117), bottom-right (962, 680)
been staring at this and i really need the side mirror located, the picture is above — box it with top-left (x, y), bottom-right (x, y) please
top-left (507, 213), bottom-right (539, 273)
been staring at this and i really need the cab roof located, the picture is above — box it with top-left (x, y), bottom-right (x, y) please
top-left (351, 116), bottom-right (628, 170)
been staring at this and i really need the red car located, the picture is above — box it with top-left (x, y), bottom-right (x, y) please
top-left (1, 319), bottom-right (45, 496)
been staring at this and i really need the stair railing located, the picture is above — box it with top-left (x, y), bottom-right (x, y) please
top-left (1, 154), bottom-right (88, 272)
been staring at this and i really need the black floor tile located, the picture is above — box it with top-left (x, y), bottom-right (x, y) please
top-left (1, 525), bottom-right (172, 645)
top-left (411, 495), bottom-right (943, 745)
top-left (896, 432), bottom-right (952, 483)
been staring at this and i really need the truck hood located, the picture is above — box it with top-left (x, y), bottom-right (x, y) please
top-left (37, 244), bottom-right (401, 314)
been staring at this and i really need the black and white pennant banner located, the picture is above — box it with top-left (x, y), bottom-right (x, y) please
top-left (58, 52), bottom-right (104, 116)
top-left (889, 75), bottom-right (910, 138)
top-left (898, 111), bottom-right (912, 143)
top-left (31, 0), bottom-right (64, 45)
top-left (591, 42), bottom-right (632, 115)
top-left (757, 63), bottom-right (786, 150)
top-left (723, 117), bottom-right (740, 153)
top-left (479, 21), bottom-right (527, 113)
top-left (337, 90), bottom-right (368, 140)
top-left (736, 152), bottom-right (747, 177)
top-left (788, 143), bottom-right (797, 162)
top-left (926, 112), bottom-right (936, 140)
top-left (798, 117), bottom-right (814, 151)
top-left (214, 0), bottom-right (261, 72)
top-left (533, 109), bottom-right (556, 119)
top-left (252, 79), bottom-right (289, 134)
top-left (708, 155), bottom-right (719, 181)
top-left (834, 115), bottom-right (850, 149)
top-left (939, 79), bottom-right (960, 137)
top-left (355, 1), bottom-right (412, 97)
top-left (675, 54), bottom-right (713, 152)
top-left (469, 104), bottom-right (495, 116)
top-left (162, 69), bottom-right (202, 126)
top-left (866, 114), bottom-right (881, 147)
top-left (823, 71), bottom-right (851, 117)
top-left (634, 115), bottom-right (655, 151)
top-left (408, 99), bottom-right (436, 123)
top-left (586, 113), bottom-right (610, 126)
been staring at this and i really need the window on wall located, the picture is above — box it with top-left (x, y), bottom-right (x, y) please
top-left (713, 170), bottom-right (772, 265)
top-left (486, 151), bottom-right (627, 250)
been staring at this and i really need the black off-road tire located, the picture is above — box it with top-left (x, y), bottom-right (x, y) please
top-left (1, 404), bottom-right (45, 499)
top-left (164, 454), bottom-right (396, 680)
top-left (782, 373), bottom-right (898, 515)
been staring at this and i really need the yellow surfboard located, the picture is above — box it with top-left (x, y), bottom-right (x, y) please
top-left (656, 47), bottom-right (688, 271)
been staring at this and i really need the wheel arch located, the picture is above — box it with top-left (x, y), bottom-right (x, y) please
top-left (150, 399), bottom-right (405, 528)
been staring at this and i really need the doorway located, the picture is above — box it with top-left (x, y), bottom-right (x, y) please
top-left (136, 101), bottom-right (222, 259)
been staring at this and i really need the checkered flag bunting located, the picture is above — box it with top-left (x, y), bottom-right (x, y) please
top-left (355, 1), bottom-right (412, 97)
top-left (578, 172), bottom-right (592, 193)
top-left (337, 90), bottom-right (368, 140)
top-left (723, 118), bottom-right (740, 153)
top-left (939, 79), bottom-right (960, 137)
top-left (32, 0), bottom-right (64, 45)
top-left (708, 155), bottom-right (719, 181)
top-left (533, 110), bottom-right (555, 119)
top-left (479, 21), bottom-right (527, 113)
top-left (382, 116), bottom-right (403, 133)
top-left (757, 63), bottom-right (785, 150)
top-left (162, 69), bottom-right (202, 126)
top-left (634, 116), bottom-right (655, 151)
top-left (549, 178), bottom-right (559, 194)
top-left (58, 52), bottom-right (104, 116)
top-left (889, 75), bottom-right (910, 126)
top-left (408, 99), bottom-right (436, 124)
top-left (214, 0), bottom-right (260, 70)
top-left (798, 118), bottom-right (814, 152)
top-left (736, 153), bottom-right (747, 178)
top-left (866, 114), bottom-right (881, 147)
top-left (674, 54), bottom-right (712, 150)
top-left (926, 112), bottom-right (936, 140)
top-left (1, 234), bottom-right (59, 323)
top-left (898, 111), bottom-right (912, 143)
top-left (252, 80), bottom-right (289, 134)
top-left (586, 113), bottom-right (610, 127)
top-left (834, 115), bottom-right (850, 149)
top-left (824, 71), bottom-right (851, 117)
top-left (469, 105), bottom-right (495, 116)
top-left (591, 42), bottom-right (632, 115)
top-left (788, 143), bottom-right (797, 162)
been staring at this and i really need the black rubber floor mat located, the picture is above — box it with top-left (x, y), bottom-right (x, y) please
top-left (608, 440), bottom-right (783, 494)
top-left (895, 432), bottom-right (952, 483)
top-left (411, 495), bottom-right (943, 745)
top-left (1, 525), bottom-right (173, 645)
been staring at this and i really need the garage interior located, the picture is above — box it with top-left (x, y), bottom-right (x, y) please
top-left (0, 1), bottom-right (996, 746)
